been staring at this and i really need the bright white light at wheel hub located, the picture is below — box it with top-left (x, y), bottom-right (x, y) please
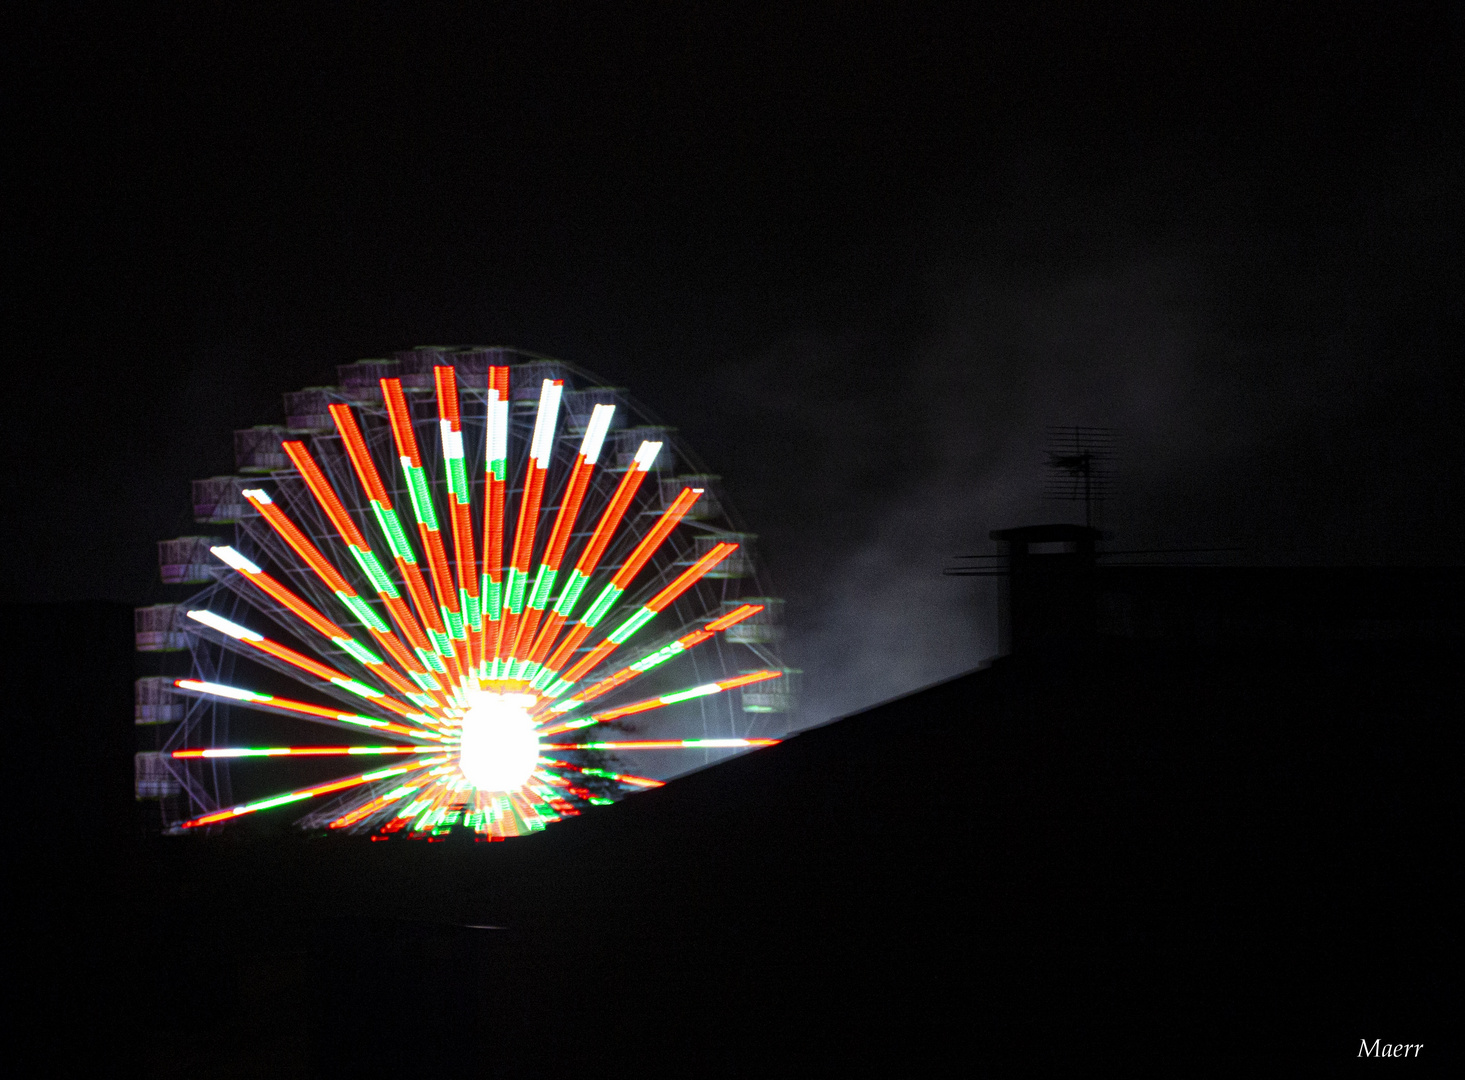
top-left (457, 692), bottom-right (539, 793)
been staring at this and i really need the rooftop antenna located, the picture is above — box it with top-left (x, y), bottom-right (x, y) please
top-left (1044, 426), bottom-right (1116, 529)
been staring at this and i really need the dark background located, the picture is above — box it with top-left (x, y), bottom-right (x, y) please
top-left (5, 5), bottom-right (1460, 1071)
top-left (8, 2), bottom-right (1462, 720)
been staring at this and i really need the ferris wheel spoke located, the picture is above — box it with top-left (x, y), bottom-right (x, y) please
top-left (380, 378), bottom-right (470, 688)
top-left (329, 399), bottom-right (468, 694)
top-left (543, 538), bottom-right (739, 697)
top-left (508, 402), bottom-right (616, 680)
top-left (434, 366), bottom-right (485, 674)
top-left (480, 366), bottom-right (511, 677)
top-left (524, 438), bottom-right (662, 675)
top-left (183, 609), bottom-right (445, 726)
top-left (536, 602), bottom-right (766, 717)
top-left (450, 789), bottom-right (559, 838)
top-left (174, 756), bottom-right (446, 830)
top-left (539, 670), bottom-right (783, 736)
top-left (539, 738), bottom-right (781, 751)
top-left (208, 545), bottom-right (426, 701)
top-left (171, 745), bottom-right (438, 758)
top-left (241, 489), bottom-right (450, 706)
top-left (276, 442), bottom-right (458, 690)
top-left (497, 378), bottom-right (564, 677)
top-left (325, 778), bottom-right (431, 830)
top-left (533, 484), bottom-right (704, 692)
top-left (380, 773), bottom-right (556, 832)
top-left (538, 757), bottom-right (666, 789)
top-left (174, 679), bottom-right (441, 742)
top-left (331, 774), bottom-right (453, 834)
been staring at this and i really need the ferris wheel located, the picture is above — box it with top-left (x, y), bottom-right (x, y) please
top-left (134, 347), bottom-right (793, 839)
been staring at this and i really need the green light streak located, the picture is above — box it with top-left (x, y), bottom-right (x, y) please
top-left (482, 578), bottom-right (503, 621)
top-left (447, 459), bottom-right (469, 503)
top-left (581, 584), bottom-right (622, 627)
top-left (631, 640), bottom-right (685, 672)
top-left (340, 715), bottom-right (389, 728)
top-left (362, 765), bottom-right (414, 782)
top-left (331, 677), bottom-right (384, 699)
top-left (403, 466), bottom-right (440, 530)
top-left (349, 547), bottom-right (400, 599)
top-left (370, 501), bottom-right (418, 563)
top-left (528, 565), bottom-right (557, 610)
top-left (248, 791), bottom-right (314, 812)
top-left (505, 567), bottom-right (528, 614)
top-left (659, 683), bottom-right (720, 705)
top-left (428, 628), bottom-right (454, 657)
top-left (335, 637), bottom-right (383, 665)
top-left (608, 606), bottom-right (656, 644)
top-left (338, 592), bottom-right (390, 633)
top-left (551, 569), bottom-right (590, 617)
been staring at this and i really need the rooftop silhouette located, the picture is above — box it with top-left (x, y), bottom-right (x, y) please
top-left (7, 584), bottom-right (1453, 1071)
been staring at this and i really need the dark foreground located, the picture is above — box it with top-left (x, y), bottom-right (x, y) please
top-left (7, 603), bottom-right (1453, 1073)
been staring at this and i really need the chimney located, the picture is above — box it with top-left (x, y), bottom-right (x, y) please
top-left (990, 524), bottom-right (1101, 655)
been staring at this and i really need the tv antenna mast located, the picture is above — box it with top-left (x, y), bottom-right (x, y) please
top-left (1044, 426), bottom-right (1116, 529)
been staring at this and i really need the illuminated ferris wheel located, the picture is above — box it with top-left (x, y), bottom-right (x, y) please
top-left (134, 348), bottom-right (792, 838)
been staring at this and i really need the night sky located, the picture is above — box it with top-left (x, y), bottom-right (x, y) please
top-left (9, 3), bottom-right (1461, 722)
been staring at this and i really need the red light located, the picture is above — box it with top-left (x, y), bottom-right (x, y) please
top-left (434, 365), bottom-right (461, 427)
top-left (645, 543), bottom-right (737, 612)
top-left (243, 569), bottom-right (344, 639)
top-left (608, 488), bottom-right (701, 591)
top-left (283, 441), bottom-right (370, 549)
top-left (380, 378), bottom-right (422, 468)
top-left (248, 495), bottom-right (353, 594)
top-left (540, 459), bottom-right (594, 571)
top-left (252, 637), bottom-right (343, 683)
top-left (558, 637), bottom-right (617, 687)
top-left (329, 404), bottom-right (392, 505)
top-left (569, 463), bottom-right (648, 577)
top-left (717, 670), bottom-right (783, 691)
top-left (704, 603), bottom-right (763, 632)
